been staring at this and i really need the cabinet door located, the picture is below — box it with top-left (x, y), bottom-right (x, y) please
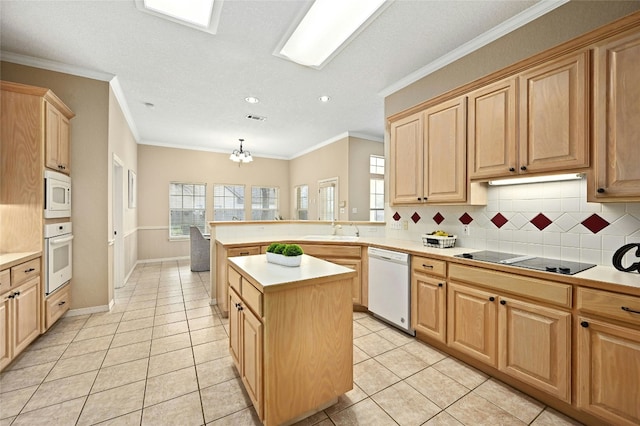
top-left (59, 116), bottom-right (70, 174)
top-left (411, 273), bottom-right (446, 342)
top-left (242, 307), bottom-right (263, 418)
top-left (591, 30), bottom-right (640, 201)
top-left (498, 297), bottom-right (571, 402)
top-left (468, 78), bottom-right (517, 179)
top-left (331, 259), bottom-right (361, 305)
top-left (390, 112), bottom-right (424, 204)
top-left (45, 102), bottom-right (62, 172)
top-left (423, 96), bottom-right (467, 203)
top-left (518, 51), bottom-right (589, 174)
top-left (0, 296), bottom-right (11, 371)
top-left (577, 316), bottom-right (640, 426)
top-left (228, 289), bottom-right (242, 369)
top-left (13, 277), bottom-right (40, 355)
top-left (447, 282), bottom-right (497, 366)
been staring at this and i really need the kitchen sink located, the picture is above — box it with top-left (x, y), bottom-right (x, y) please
top-left (301, 235), bottom-right (359, 242)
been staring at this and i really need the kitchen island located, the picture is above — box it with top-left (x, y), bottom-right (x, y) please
top-left (227, 254), bottom-right (356, 426)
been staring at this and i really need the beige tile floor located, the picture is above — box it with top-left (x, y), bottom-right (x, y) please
top-left (0, 260), bottom-right (584, 426)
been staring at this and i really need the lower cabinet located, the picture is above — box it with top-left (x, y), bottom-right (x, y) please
top-left (411, 256), bottom-right (447, 342)
top-left (216, 243), bottom-right (261, 317)
top-left (576, 287), bottom-right (640, 425)
top-left (447, 279), bottom-right (571, 402)
top-left (44, 283), bottom-right (70, 329)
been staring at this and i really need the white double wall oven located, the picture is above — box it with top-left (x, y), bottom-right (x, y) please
top-left (43, 170), bottom-right (73, 295)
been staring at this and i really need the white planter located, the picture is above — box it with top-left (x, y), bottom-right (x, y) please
top-left (266, 252), bottom-right (302, 267)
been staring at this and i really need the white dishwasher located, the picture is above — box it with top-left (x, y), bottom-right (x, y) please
top-left (367, 247), bottom-right (414, 335)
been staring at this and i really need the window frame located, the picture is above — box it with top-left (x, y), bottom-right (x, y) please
top-left (369, 155), bottom-right (385, 222)
top-left (295, 184), bottom-right (309, 220)
top-left (213, 183), bottom-right (246, 222)
top-left (168, 182), bottom-right (207, 240)
top-left (250, 186), bottom-right (280, 220)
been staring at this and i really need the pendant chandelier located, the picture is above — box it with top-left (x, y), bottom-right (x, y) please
top-left (229, 138), bottom-right (253, 163)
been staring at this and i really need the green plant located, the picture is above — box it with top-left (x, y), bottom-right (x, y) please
top-left (273, 243), bottom-right (287, 254)
top-left (282, 244), bottom-right (303, 257)
top-left (266, 243), bottom-right (279, 253)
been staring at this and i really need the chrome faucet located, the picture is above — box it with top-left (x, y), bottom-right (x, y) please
top-left (351, 223), bottom-right (360, 237)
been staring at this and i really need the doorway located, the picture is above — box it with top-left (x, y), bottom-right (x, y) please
top-left (112, 155), bottom-right (125, 289)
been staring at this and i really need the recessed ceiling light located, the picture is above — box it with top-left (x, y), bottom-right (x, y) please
top-left (135, 0), bottom-right (224, 34)
top-left (319, 95), bottom-right (330, 103)
top-left (245, 97), bottom-right (260, 104)
top-left (275, 0), bottom-right (388, 69)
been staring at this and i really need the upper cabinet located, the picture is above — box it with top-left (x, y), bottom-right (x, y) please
top-left (45, 101), bottom-right (72, 174)
top-left (589, 28), bottom-right (640, 202)
top-left (518, 51), bottom-right (590, 175)
top-left (390, 96), bottom-right (468, 205)
top-left (468, 52), bottom-right (590, 180)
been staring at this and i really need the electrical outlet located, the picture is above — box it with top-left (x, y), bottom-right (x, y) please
top-left (463, 225), bottom-right (470, 235)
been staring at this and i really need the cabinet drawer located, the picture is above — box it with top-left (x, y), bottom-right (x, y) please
top-left (242, 281), bottom-right (263, 317)
top-left (46, 284), bottom-right (70, 329)
top-left (228, 246), bottom-right (260, 257)
top-left (577, 287), bottom-right (640, 326)
top-left (412, 256), bottom-right (446, 277)
top-left (449, 263), bottom-right (571, 307)
top-left (228, 266), bottom-right (242, 294)
top-left (0, 269), bottom-right (10, 295)
top-left (298, 244), bottom-right (361, 258)
top-left (11, 259), bottom-right (40, 287)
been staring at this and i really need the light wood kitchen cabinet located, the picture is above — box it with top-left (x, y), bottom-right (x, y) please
top-left (447, 264), bottom-right (571, 401)
top-left (411, 256), bottom-right (446, 342)
top-left (45, 101), bottom-right (72, 174)
top-left (44, 283), bottom-right (70, 329)
top-left (227, 256), bottom-right (353, 426)
top-left (390, 97), bottom-right (467, 204)
top-left (576, 287), bottom-right (640, 425)
top-left (498, 296), bottom-right (571, 402)
top-left (447, 281), bottom-right (498, 366)
top-left (1, 257), bottom-right (41, 371)
top-left (589, 28), bottom-right (640, 201)
top-left (467, 77), bottom-right (517, 180)
top-left (389, 112), bottom-right (424, 204)
top-left (215, 243), bottom-right (260, 317)
top-left (517, 51), bottom-right (590, 175)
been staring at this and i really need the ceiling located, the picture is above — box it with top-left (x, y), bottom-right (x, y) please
top-left (0, 0), bottom-right (560, 159)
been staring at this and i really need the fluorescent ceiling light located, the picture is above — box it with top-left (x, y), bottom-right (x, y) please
top-left (488, 173), bottom-right (584, 186)
top-left (277, 0), bottom-right (388, 68)
top-left (135, 0), bottom-right (224, 34)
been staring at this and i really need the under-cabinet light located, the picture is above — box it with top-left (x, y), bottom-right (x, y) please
top-left (277, 0), bottom-right (388, 68)
top-left (488, 173), bottom-right (584, 186)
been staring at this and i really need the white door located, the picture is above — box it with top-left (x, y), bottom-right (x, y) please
top-left (113, 156), bottom-right (125, 288)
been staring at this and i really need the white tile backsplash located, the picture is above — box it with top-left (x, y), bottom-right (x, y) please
top-left (387, 178), bottom-right (640, 266)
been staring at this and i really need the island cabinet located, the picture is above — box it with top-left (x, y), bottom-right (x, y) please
top-left (1, 257), bottom-right (42, 372)
top-left (447, 264), bottom-right (572, 402)
top-left (227, 254), bottom-right (355, 426)
top-left (576, 287), bottom-right (640, 425)
top-left (389, 96), bottom-right (468, 205)
top-left (411, 255), bottom-right (447, 343)
top-left (215, 242), bottom-right (261, 317)
top-left (589, 27), bottom-right (640, 202)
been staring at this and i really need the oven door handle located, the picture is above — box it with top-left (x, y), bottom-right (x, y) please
top-left (50, 235), bottom-right (74, 245)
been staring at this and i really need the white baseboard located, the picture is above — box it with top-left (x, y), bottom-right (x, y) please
top-left (65, 304), bottom-right (110, 317)
top-left (209, 298), bottom-right (217, 305)
top-left (136, 256), bottom-right (190, 264)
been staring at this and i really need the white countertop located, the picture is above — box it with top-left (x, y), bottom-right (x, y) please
top-left (228, 254), bottom-right (355, 289)
top-left (216, 235), bottom-right (640, 295)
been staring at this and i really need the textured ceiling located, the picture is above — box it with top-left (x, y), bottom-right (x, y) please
top-left (0, 0), bottom-right (553, 159)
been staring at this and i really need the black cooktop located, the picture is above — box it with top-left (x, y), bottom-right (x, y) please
top-left (454, 250), bottom-right (596, 275)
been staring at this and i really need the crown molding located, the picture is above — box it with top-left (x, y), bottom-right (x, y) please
top-left (378, 0), bottom-right (569, 98)
top-left (0, 51), bottom-right (114, 81)
top-left (109, 77), bottom-right (141, 142)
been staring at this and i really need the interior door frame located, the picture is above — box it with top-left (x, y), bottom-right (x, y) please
top-left (112, 154), bottom-right (125, 289)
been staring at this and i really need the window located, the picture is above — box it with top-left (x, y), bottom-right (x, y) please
top-left (318, 178), bottom-right (337, 221)
top-left (251, 186), bottom-right (279, 220)
top-left (295, 185), bottom-right (309, 220)
top-left (213, 184), bottom-right (245, 221)
top-left (169, 183), bottom-right (206, 238)
top-left (370, 155), bottom-right (384, 221)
